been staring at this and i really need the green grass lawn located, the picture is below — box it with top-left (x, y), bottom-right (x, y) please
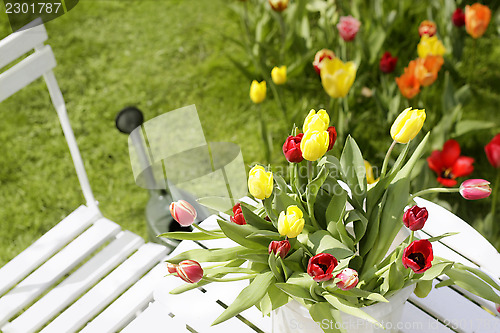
top-left (0, 0), bottom-right (499, 267)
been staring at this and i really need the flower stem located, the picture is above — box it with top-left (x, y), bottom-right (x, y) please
top-left (307, 160), bottom-right (313, 183)
top-left (191, 223), bottom-right (224, 237)
top-left (488, 170), bottom-right (500, 235)
top-left (410, 187), bottom-right (459, 201)
top-left (380, 140), bottom-right (397, 178)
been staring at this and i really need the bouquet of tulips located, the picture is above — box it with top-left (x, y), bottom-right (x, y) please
top-left (162, 107), bottom-right (499, 331)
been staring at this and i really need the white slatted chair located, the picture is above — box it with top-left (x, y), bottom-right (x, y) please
top-left (124, 197), bottom-right (500, 333)
top-left (0, 20), bottom-right (169, 333)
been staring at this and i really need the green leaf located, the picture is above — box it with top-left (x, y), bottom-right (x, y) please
top-left (393, 132), bottom-right (430, 183)
top-left (325, 180), bottom-right (348, 237)
top-left (212, 272), bottom-right (275, 325)
top-left (275, 283), bottom-right (316, 302)
top-left (217, 219), bottom-right (269, 249)
top-left (368, 26), bottom-right (386, 64)
top-left (442, 71), bottom-right (456, 111)
top-left (454, 120), bottom-right (496, 137)
top-left (445, 267), bottom-right (500, 303)
top-left (417, 262), bottom-right (453, 281)
top-left (240, 203), bottom-right (276, 231)
top-left (269, 253), bottom-right (284, 282)
top-left (308, 230), bottom-right (354, 259)
top-left (414, 280), bottom-right (433, 298)
top-left (329, 288), bottom-right (389, 303)
top-left (166, 247), bottom-right (262, 264)
top-left (158, 231), bottom-right (225, 241)
top-left (259, 284), bottom-right (289, 316)
top-left (427, 232), bottom-right (459, 243)
top-left (197, 196), bottom-right (233, 213)
top-left (246, 230), bottom-right (281, 240)
top-left (309, 302), bottom-right (345, 333)
top-left (340, 136), bottom-right (367, 208)
top-left (454, 263), bottom-right (500, 293)
top-left (205, 266), bottom-right (257, 276)
top-left (322, 292), bottom-right (383, 328)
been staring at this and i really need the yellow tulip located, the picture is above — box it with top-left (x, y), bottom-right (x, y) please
top-left (248, 165), bottom-right (273, 200)
top-left (278, 205), bottom-right (305, 238)
top-left (417, 35), bottom-right (446, 59)
top-left (364, 160), bottom-right (379, 185)
top-left (250, 80), bottom-right (266, 104)
top-left (300, 130), bottom-right (329, 161)
top-left (390, 108), bottom-right (426, 144)
top-left (320, 58), bottom-right (356, 98)
top-left (303, 109), bottom-right (329, 133)
top-left (271, 66), bottom-right (287, 85)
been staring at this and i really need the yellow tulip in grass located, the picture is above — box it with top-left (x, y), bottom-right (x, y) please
top-left (320, 58), bottom-right (356, 98)
top-left (417, 35), bottom-right (446, 59)
top-left (250, 80), bottom-right (266, 104)
top-left (278, 205), bottom-right (305, 238)
top-left (303, 109), bottom-right (329, 133)
top-left (390, 108), bottom-right (426, 144)
top-left (300, 130), bottom-right (329, 161)
top-left (271, 66), bottom-right (287, 85)
top-left (248, 165), bottom-right (273, 200)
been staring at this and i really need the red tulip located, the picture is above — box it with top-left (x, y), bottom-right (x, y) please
top-left (459, 179), bottom-right (492, 200)
top-left (176, 260), bottom-right (204, 283)
top-left (268, 240), bottom-right (291, 259)
top-left (307, 253), bottom-right (338, 282)
top-left (337, 16), bottom-right (361, 42)
top-left (170, 200), bottom-right (197, 226)
top-left (419, 21), bottom-right (437, 37)
top-left (427, 139), bottom-right (474, 187)
top-left (327, 126), bottom-right (337, 151)
top-left (485, 134), bottom-right (500, 168)
top-left (380, 52), bottom-right (398, 73)
top-left (335, 268), bottom-right (358, 291)
top-left (403, 205), bottom-right (428, 231)
top-left (313, 49), bottom-right (335, 75)
top-left (452, 8), bottom-right (466, 27)
top-left (402, 239), bottom-right (433, 274)
top-left (230, 203), bottom-right (246, 225)
top-left (283, 133), bottom-right (304, 163)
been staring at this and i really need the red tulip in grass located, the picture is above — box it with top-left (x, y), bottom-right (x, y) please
top-left (485, 133), bottom-right (500, 169)
top-left (335, 268), bottom-right (359, 291)
top-left (452, 8), bottom-right (466, 27)
top-left (313, 49), bottom-right (335, 75)
top-left (307, 253), bottom-right (338, 282)
top-left (427, 139), bottom-right (474, 187)
top-left (282, 134), bottom-right (304, 163)
top-left (459, 179), bottom-right (492, 200)
top-left (379, 52), bottom-right (398, 73)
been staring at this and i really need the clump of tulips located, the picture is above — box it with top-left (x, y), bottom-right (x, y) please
top-left (161, 107), bottom-right (498, 330)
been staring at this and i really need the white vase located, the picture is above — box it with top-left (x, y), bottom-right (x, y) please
top-left (272, 285), bottom-right (415, 333)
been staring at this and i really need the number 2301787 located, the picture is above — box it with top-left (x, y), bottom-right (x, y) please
top-left (5, 2), bottom-right (62, 14)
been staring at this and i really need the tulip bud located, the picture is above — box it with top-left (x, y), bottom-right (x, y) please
top-left (268, 240), bottom-right (291, 259)
top-left (166, 262), bottom-right (178, 274)
top-left (303, 109), bottom-right (330, 133)
top-left (485, 134), bottom-right (500, 168)
top-left (452, 8), bottom-right (466, 27)
top-left (327, 126), bottom-right (337, 151)
top-left (313, 49), bottom-right (335, 75)
top-left (249, 80), bottom-right (266, 104)
top-left (170, 200), bottom-right (197, 226)
top-left (283, 134), bottom-right (304, 163)
top-left (300, 130), bottom-right (330, 161)
top-left (271, 66), bottom-right (287, 85)
top-left (379, 51), bottom-right (398, 74)
top-left (268, 0), bottom-right (289, 12)
top-left (364, 160), bottom-right (379, 185)
top-left (335, 268), bottom-right (359, 291)
top-left (390, 107), bottom-right (426, 144)
top-left (337, 16), bottom-right (361, 42)
top-left (230, 203), bottom-right (246, 225)
top-left (417, 35), bottom-right (446, 59)
top-left (418, 21), bottom-right (437, 37)
top-left (465, 4), bottom-right (491, 39)
top-left (248, 165), bottom-right (273, 200)
top-left (278, 205), bottom-right (305, 238)
top-left (403, 205), bottom-right (429, 231)
top-left (459, 179), bottom-right (492, 200)
top-left (176, 260), bottom-right (203, 283)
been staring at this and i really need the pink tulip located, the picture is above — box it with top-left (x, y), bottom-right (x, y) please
top-left (459, 179), bottom-right (492, 200)
top-left (170, 200), bottom-right (197, 226)
top-left (166, 262), bottom-right (177, 274)
top-left (337, 16), bottom-right (361, 42)
top-left (176, 260), bottom-right (204, 283)
top-left (335, 268), bottom-right (359, 291)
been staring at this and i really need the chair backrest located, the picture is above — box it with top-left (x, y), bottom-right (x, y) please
top-left (0, 19), bottom-right (99, 213)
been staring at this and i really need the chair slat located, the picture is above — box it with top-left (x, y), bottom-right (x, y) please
top-left (81, 261), bottom-right (168, 333)
top-left (2, 231), bottom-right (143, 333)
top-left (409, 280), bottom-right (500, 332)
top-left (0, 19), bottom-right (48, 69)
top-left (41, 243), bottom-right (167, 333)
top-left (0, 218), bottom-right (120, 326)
top-left (122, 301), bottom-right (188, 333)
top-left (0, 45), bottom-right (56, 102)
top-left (416, 197), bottom-right (500, 276)
top-left (401, 302), bottom-right (454, 333)
top-left (0, 205), bottom-right (98, 296)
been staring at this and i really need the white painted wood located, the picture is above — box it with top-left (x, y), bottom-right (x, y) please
top-left (409, 280), bottom-right (500, 332)
top-left (415, 197), bottom-right (500, 277)
top-left (0, 18), bottom-right (47, 69)
top-left (401, 301), bottom-right (454, 333)
top-left (0, 205), bottom-right (98, 296)
top-left (81, 260), bottom-right (168, 333)
top-left (2, 231), bottom-right (143, 333)
top-left (0, 45), bottom-right (56, 102)
top-left (41, 243), bottom-right (167, 333)
top-left (122, 301), bottom-right (187, 333)
top-left (0, 218), bottom-right (119, 326)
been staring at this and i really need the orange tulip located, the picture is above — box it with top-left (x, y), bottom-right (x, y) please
top-left (465, 3), bottom-right (491, 38)
top-left (415, 55), bottom-right (444, 87)
top-left (396, 60), bottom-right (420, 99)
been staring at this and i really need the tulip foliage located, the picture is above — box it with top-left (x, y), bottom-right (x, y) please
top-left (163, 108), bottom-right (499, 331)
